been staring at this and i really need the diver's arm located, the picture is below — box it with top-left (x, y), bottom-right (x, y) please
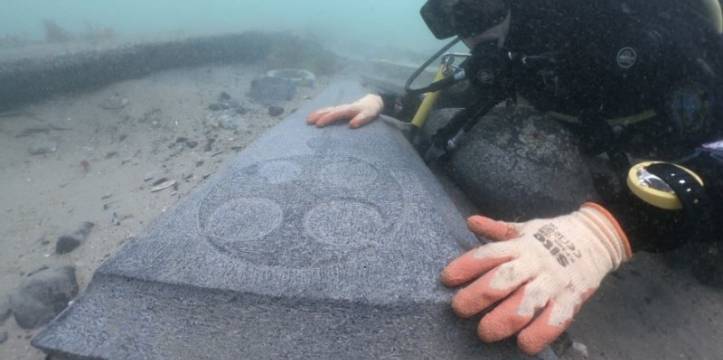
top-left (306, 92), bottom-right (423, 128)
top-left (600, 143), bottom-right (723, 253)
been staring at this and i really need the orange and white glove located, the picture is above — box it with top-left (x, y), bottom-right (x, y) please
top-left (306, 94), bottom-right (383, 129)
top-left (442, 203), bottom-right (632, 355)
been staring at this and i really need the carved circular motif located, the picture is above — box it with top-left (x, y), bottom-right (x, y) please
top-left (197, 155), bottom-right (404, 268)
top-left (205, 197), bottom-right (283, 247)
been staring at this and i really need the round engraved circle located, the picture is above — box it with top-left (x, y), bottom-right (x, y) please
top-left (319, 160), bottom-right (378, 188)
top-left (258, 160), bottom-right (302, 184)
top-left (304, 200), bottom-right (383, 246)
top-left (206, 197), bottom-right (283, 247)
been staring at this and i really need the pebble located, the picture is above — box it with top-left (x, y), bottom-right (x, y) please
top-left (208, 92), bottom-right (247, 115)
top-left (175, 137), bottom-right (199, 149)
top-left (143, 172), bottom-right (158, 182)
top-left (9, 266), bottom-right (79, 329)
top-left (268, 106), bottom-right (284, 117)
top-left (571, 342), bottom-right (589, 359)
top-left (56, 222), bottom-right (95, 254)
top-left (152, 177), bottom-right (169, 186)
top-left (151, 180), bottom-right (177, 193)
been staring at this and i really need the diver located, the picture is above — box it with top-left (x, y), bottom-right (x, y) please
top-left (306, 0), bottom-right (723, 356)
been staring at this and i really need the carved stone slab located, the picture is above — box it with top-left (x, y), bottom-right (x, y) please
top-left (32, 80), bottom-right (535, 360)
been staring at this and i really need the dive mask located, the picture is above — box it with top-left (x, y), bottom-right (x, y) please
top-left (421, 0), bottom-right (510, 39)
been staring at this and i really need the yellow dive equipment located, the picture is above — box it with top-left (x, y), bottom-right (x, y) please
top-left (411, 67), bottom-right (446, 129)
top-left (627, 161), bottom-right (704, 210)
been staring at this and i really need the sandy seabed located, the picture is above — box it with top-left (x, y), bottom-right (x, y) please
top-left (0, 63), bottom-right (326, 359)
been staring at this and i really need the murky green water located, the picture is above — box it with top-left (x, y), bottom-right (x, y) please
top-left (0, 0), bottom-right (443, 53)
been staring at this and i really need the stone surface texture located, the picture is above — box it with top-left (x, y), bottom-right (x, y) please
top-left (32, 81), bottom-right (536, 359)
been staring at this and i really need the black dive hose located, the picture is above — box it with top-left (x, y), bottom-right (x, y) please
top-left (405, 37), bottom-right (463, 96)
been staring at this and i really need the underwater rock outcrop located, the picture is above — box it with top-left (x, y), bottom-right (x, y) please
top-left (32, 80), bottom-right (534, 359)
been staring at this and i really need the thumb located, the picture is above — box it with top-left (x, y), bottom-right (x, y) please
top-left (467, 215), bottom-right (520, 241)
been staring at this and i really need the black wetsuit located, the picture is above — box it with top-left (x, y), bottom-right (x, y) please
top-left (384, 0), bottom-right (723, 259)
top-left (505, 0), bottom-right (723, 254)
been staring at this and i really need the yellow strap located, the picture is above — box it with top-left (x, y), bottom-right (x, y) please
top-left (411, 67), bottom-right (447, 129)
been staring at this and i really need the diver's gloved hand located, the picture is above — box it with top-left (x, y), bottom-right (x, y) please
top-left (306, 94), bottom-right (383, 129)
top-left (442, 203), bottom-right (632, 355)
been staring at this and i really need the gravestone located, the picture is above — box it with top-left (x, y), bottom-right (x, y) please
top-left (32, 80), bottom-right (539, 359)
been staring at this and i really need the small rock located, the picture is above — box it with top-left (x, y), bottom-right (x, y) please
top-left (56, 222), bottom-right (95, 254)
top-left (268, 106), bottom-right (284, 117)
top-left (28, 141), bottom-right (58, 156)
top-left (209, 93), bottom-right (246, 114)
top-left (219, 91), bottom-right (231, 101)
top-left (80, 160), bottom-right (91, 173)
top-left (151, 180), bottom-right (177, 193)
top-left (152, 177), bottom-right (169, 186)
top-left (0, 331), bottom-right (7, 345)
top-left (0, 294), bottom-right (11, 324)
top-left (9, 266), bottom-right (79, 329)
top-left (570, 342), bottom-right (589, 359)
top-left (208, 103), bottom-right (228, 112)
top-left (105, 151), bottom-right (119, 159)
top-left (100, 95), bottom-right (129, 110)
top-left (143, 172), bottom-right (157, 182)
top-left (176, 137), bottom-right (199, 149)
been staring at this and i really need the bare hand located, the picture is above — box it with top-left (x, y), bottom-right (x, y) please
top-left (306, 94), bottom-right (383, 129)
